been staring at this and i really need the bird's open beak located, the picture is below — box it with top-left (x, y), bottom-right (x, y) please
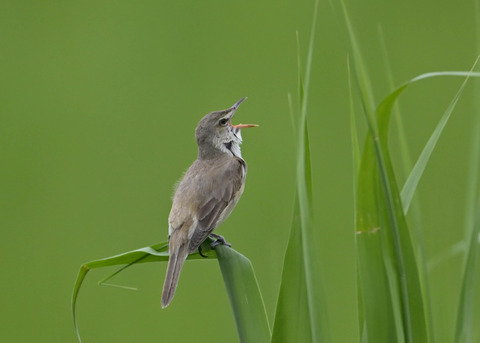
top-left (229, 97), bottom-right (259, 129)
top-left (231, 123), bottom-right (259, 129)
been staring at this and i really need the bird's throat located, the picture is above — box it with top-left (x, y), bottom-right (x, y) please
top-left (223, 140), bottom-right (242, 158)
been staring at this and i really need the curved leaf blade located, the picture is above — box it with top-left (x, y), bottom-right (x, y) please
top-left (374, 70), bottom-right (480, 213)
top-left (72, 240), bottom-right (216, 342)
top-left (216, 245), bottom-right (271, 343)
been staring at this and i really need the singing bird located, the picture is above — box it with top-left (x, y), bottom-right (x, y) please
top-left (162, 98), bottom-right (257, 308)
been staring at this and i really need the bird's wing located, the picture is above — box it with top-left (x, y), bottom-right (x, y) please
top-left (188, 157), bottom-right (246, 252)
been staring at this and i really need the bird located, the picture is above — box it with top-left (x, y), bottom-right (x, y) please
top-left (161, 98), bottom-right (257, 308)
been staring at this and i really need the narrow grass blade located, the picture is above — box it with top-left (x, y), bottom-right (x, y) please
top-left (272, 0), bottom-right (329, 340)
top-left (271, 197), bottom-right (314, 343)
top-left (349, 56), bottom-right (367, 340)
top-left (376, 91), bottom-right (428, 343)
top-left (295, 121), bottom-right (329, 343)
top-left (215, 245), bottom-right (271, 343)
top-left (287, 92), bottom-right (296, 137)
top-left (455, 196), bottom-right (480, 342)
top-left (401, 61), bottom-right (479, 212)
top-left (464, 1), bottom-right (480, 242)
top-left (72, 240), bottom-right (216, 343)
top-left (297, 1), bottom-right (329, 342)
top-left (349, 56), bottom-right (365, 340)
top-left (340, 1), bottom-right (376, 126)
top-left (348, 56), bottom-right (361, 178)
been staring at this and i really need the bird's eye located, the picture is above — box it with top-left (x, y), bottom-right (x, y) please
top-left (219, 118), bottom-right (229, 126)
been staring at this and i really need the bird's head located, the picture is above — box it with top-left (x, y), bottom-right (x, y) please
top-left (196, 98), bottom-right (258, 160)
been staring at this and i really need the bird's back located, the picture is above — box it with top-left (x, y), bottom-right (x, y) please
top-left (168, 155), bottom-right (246, 253)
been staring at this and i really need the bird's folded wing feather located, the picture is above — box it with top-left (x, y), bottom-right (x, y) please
top-left (188, 157), bottom-right (245, 252)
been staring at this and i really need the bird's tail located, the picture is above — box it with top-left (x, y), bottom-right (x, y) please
top-left (161, 243), bottom-right (189, 308)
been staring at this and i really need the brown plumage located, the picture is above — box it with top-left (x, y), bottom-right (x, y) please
top-left (161, 98), bottom-right (257, 308)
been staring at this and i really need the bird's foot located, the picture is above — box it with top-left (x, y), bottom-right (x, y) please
top-left (209, 233), bottom-right (232, 249)
top-left (198, 245), bottom-right (208, 258)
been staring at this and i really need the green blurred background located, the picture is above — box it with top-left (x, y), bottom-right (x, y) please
top-left (0, 0), bottom-right (477, 342)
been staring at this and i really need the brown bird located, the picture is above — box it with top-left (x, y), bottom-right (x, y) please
top-left (161, 98), bottom-right (257, 308)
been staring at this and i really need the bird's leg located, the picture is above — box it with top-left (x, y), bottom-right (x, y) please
top-left (209, 233), bottom-right (232, 249)
top-left (198, 245), bottom-right (208, 258)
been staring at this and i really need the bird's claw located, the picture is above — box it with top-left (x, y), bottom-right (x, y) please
top-left (198, 245), bottom-right (208, 258)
